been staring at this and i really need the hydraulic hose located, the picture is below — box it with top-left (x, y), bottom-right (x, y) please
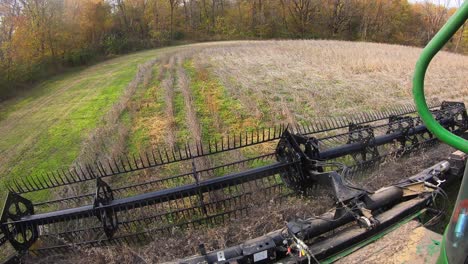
top-left (412, 1), bottom-right (468, 153)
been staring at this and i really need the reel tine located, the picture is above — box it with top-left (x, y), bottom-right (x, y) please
top-left (75, 164), bottom-right (87, 180)
top-left (107, 159), bottom-right (116, 175)
top-left (138, 153), bottom-right (145, 168)
top-left (149, 149), bottom-right (157, 166)
top-left (132, 153), bottom-right (139, 170)
top-left (13, 179), bottom-right (25, 193)
top-left (31, 176), bottom-right (44, 190)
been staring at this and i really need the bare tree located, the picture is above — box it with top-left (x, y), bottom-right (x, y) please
top-left (0, 0), bottom-right (22, 80)
top-left (169, 0), bottom-right (179, 39)
top-left (422, 0), bottom-right (450, 43)
top-left (288, 0), bottom-right (315, 38)
top-left (329, 0), bottom-right (353, 36)
top-left (0, 0), bottom-right (21, 45)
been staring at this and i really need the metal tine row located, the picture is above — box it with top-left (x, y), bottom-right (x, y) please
top-left (140, 165), bottom-right (288, 219)
top-left (295, 102), bottom-right (439, 136)
top-left (33, 153), bottom-right (276, 208)
top-left (117, 192), bottom-right (253, 235)
top-left (140, 206), bottom-right (245, 233)
top-left (33, 192), bottom-right (96, 208)
top-left (36, 210), bottom-right (99, 237)
top-left (345, 147), bottom-right (397, 178)
top-left (328, 146), bottom-right (408, 180)
top-left (120, 192), bottom-right (212, 229)
top-left (41, 224), bottom-right (105, 241)
top-left (345, 159), bottom-right (382, 178)
top-left (30, 206), bottom-right (251, 257)
top-left (35, 200), bottom-right (252, 255)
top-left (33, 170), bottom-right (288, 251)
top-left (35, 202), bottom-right (256, 256)
top-left (9, 125), bottom-right (287, 194)
top-left (119, 192), bottom-right (209, 229)
top-left (30, 244), bottom-right (78, 257)
top-left (3, 162), bottom-right (294, 237)
top-left (35, 209), bottom-right (276, 257)
top-left (345, 154), bottom-right (397, 180)
top-left (135, 176), bottom-right (268, 234)
top-left (198, 156), bottom-right (275, 180)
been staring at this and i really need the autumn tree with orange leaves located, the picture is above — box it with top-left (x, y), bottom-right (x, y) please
top-left (0, 0), bottom-right (466, 99)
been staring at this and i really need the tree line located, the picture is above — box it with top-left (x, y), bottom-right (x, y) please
top-left (0, 0), bottom-right (466, 100)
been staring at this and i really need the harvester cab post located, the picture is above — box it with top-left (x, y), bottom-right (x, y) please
top-left (412, 1), bottom-right (468, 263)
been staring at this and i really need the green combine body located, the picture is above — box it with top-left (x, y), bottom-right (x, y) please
top-left (412, 2), bottom-right (468, 263)
top-left (437, 166), bottom-right (468, 264)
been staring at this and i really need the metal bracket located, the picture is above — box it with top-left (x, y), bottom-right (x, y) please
top-left (0, 192), bottom-right (38, 251)
top-left (356, 205), bottom-right (379, 229)
top-left (448, 151), bottom-right (467, 178)
top-left (348, 123), bottom-right (379, 163)
top-left (216, 250), bottom-right (226, 261)
top-left (441, 101), bottom-right (468, 132)
top-left (94, 178), bottom-right (118, 239)
top-left (276, 130), bottom-right (309, 193)
top-left (277, 130), bottom-right (366, 202)
top-left (387, 115), bottom-right (419, 154)
top-left (241, 236), bottom-right (275, 263)
top-left (401, 182), bottom-right (427, 197)
top-left (314, 171), bottom-right (365, 203)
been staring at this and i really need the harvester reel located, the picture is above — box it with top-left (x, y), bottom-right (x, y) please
top-left (0, 193), bottom-right (38, 251)
top-left (0, 101), bottom-right (467, 261)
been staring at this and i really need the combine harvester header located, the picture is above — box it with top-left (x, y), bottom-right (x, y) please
top-left (0, 100), bottom-right (467, 263)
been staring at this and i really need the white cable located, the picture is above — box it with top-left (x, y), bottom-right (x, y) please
top-left (290, 232), bottom-right (320, 264)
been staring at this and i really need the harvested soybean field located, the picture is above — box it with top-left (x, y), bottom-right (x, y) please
top-left (1, 40), bottom-right (467, 263)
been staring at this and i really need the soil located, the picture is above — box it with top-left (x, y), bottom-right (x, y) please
top-left (335, 221), bottom-right (442, 264)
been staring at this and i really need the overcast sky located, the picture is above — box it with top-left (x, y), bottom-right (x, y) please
top-left (409, 0), bottom-right (463, 8)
